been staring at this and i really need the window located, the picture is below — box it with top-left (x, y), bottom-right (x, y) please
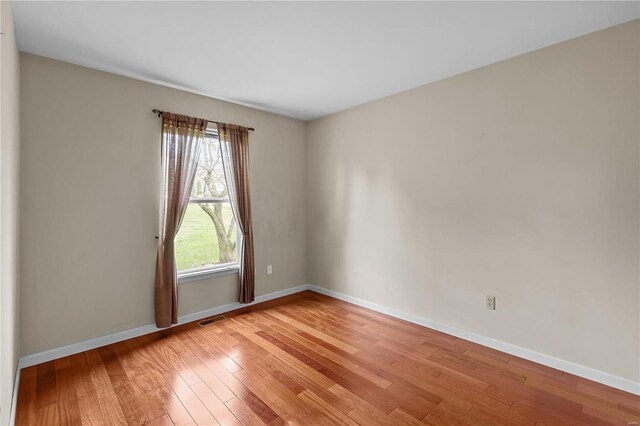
top-left (175, 126), bottom-right (239, 279)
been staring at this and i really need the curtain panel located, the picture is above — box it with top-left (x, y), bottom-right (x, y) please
top-left (155, 113), bottom-right (208, 328)
top-left (218, 123), bottom-right (256, 303)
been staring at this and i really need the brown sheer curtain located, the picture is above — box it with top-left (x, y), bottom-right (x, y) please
top-left (218, 123), bottom-right (255, 303)
top-left (155, 113), bottom-right (208, 327)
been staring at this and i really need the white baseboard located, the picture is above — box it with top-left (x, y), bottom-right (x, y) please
top-left (308, 285), bottom-right (640, 396)
top-left (18, 284), bottom-right (311, 370)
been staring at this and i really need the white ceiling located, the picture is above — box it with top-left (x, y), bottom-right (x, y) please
top-left (13, 1), bottom-right (640, 121)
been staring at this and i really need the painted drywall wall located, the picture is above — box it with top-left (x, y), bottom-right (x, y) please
top-left (307, 20), bottom-right (640, 382)
top-left (0, 1), bottom-right (20, 423)
top-left (19, 53), bottom-right (307, 355)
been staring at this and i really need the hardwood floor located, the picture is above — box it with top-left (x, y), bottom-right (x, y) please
top-left (15, 290), bottom-right (640, 425)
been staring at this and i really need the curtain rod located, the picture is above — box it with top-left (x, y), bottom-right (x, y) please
top-left (152, 109), bottom-right (255, 132)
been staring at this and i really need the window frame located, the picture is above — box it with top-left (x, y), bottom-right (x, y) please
top-left (176, 126), bottom-right (241, 283)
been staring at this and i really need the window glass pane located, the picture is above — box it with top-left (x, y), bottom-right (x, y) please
top-left (175, 134), bottom-right (238, 273)
top-left (191, 135), bottom-right (226, 200)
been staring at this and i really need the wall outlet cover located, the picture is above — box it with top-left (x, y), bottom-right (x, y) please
top-left (486, 295), bottom-right (496, 310)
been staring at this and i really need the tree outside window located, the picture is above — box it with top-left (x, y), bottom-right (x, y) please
top-left (175, 132), bottom-right (238, 272)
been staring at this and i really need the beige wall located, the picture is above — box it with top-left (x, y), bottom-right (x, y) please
top-left (0, 1), bottom-right (20, 423)
top-left (307, 21), bottom-right (640, 382)
top-left (19, 53), bottom-right (307, 355)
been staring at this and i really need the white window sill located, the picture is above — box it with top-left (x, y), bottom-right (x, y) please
top-left (178, 265), bottom-right (239, 284)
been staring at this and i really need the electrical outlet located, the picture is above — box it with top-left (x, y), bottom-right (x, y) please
top-left (486, 295), bottom-right (496, 310)
top-left (267, 265), bottom-right (273, 275)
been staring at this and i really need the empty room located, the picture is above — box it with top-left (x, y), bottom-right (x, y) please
top-left (0, 1), bottom-right (639, 425)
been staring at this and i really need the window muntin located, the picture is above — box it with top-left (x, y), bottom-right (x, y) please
top-left (175, 129), bottom-right (239, 274)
